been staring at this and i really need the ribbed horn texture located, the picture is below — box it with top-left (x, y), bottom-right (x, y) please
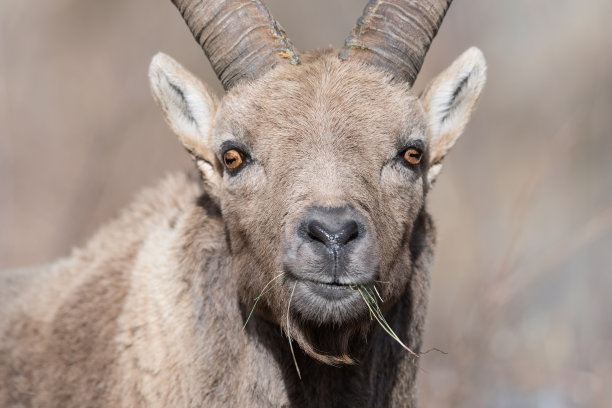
top-left (172, 0), bottom-right (300, 90)
top-left (339, 0), bottom-right (453, 85)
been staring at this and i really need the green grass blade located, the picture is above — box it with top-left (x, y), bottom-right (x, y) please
top-left (243, 272), bottom-right (285, 329)
top-left (357, 285), bottom-right (418, 357)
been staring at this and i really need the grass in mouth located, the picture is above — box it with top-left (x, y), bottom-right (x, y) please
top-left (243, 272), bottom-right (286, 329)
top-left (352, 284), bottom-right (419, 357)
top-left (243, 274), bottom-right (301, 377)
top-left (243, 275), bottom-right (419, 358)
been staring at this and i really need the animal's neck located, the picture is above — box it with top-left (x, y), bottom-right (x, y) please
top-left (245, 289), bottom-right (420, 407)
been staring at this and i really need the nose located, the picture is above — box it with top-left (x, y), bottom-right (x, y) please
top-left (284, 204), bottom-right (378, 286)
top-left (307, 219), bottom-right (359, 249)
top-left (302, 205), bottom-right (365, 252)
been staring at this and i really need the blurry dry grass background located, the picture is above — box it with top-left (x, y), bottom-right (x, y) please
top-left (1, 0), bottom-right (611, 406)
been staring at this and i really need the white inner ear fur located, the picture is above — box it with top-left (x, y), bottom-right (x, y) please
top-left (420, 47), bottom-right (487, 183)
top-left (149, 52), bottom-right (218, 165)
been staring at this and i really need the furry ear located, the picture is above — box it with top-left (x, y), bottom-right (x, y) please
top-left (149, 52), bottom-right (222, 200)
top-left (420, 47), bottom-right (487, 184)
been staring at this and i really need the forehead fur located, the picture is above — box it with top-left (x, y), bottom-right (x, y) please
top-left (214, 49), bottom-right (428, 158)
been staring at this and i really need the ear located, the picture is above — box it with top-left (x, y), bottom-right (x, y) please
top-left (149, 52), bottom-right (222, 199)
top-left (420, 47), bottom-right (487, 184)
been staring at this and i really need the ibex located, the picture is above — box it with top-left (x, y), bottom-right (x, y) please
top-left (0, 0), bottom-right (486, 406)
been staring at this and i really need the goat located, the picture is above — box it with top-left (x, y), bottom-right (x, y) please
top-left (0, 0), bottom-right (486, 406)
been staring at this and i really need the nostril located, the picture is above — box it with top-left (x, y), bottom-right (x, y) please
top-left (307, 221), bottom-right (330, 245)
top-left (306, 220), bottom-right (360, 248)
top-left (338, 220), bottom-right (359, 245)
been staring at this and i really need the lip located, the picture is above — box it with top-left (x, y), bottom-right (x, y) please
top-left (283, 267), bottom-right (377, 298)
top-left (285, 270), bottom-right (373, 287)
top-left (296, 278), bottom-right (366, 301)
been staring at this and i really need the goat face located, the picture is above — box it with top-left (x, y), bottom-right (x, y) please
top-left (215, 53), bottom-right (428, 325)
top-left (149, 47), bottom-right (486, 362)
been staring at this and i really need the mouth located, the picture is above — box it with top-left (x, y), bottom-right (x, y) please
top-left (301, 278), bottom-right (356, 301)
top-left (286, 271), bottom-right (374, 299)
top-left (284, 274), bottom-right (375, 324)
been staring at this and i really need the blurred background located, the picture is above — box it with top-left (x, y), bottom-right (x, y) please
top-left (1, 0), bottom-right (611, 406)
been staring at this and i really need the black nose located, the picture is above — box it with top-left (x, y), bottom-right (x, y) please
top-left (285, 204), bottom-right (377, 286)
top-left (302, 206), bottom-right (365, 252)
top-left (307, 220), bottom-right (359, 249)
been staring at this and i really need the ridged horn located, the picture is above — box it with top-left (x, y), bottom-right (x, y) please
top-left (171, 0), bottom-right (300, 90)
top-left (339, 0), bottom-right (453, 85)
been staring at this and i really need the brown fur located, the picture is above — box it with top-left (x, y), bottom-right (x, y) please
top-left (1, 47), bottom-right (485, 407)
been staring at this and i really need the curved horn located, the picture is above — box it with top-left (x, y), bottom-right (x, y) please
top-left (172, 0), bottom-right (300, 90)
top-left (339, 0), bottom-right (453, 85)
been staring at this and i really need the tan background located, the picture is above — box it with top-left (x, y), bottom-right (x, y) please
top-left (1, 0), bottom-right (611, 406)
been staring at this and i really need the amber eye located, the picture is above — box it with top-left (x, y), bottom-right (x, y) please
top-left (403, 148), bottom-right (423, 165)
top-left (223, 149), bottom-right (243, 170)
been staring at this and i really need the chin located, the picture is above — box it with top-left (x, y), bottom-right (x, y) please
top-left (280, 275), bottom-right (379, 365)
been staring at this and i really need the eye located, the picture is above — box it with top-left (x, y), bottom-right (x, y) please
top-left (223, 149), bottom-right (244, 170)
top-left (403, 147), bottom-right (423, 165)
